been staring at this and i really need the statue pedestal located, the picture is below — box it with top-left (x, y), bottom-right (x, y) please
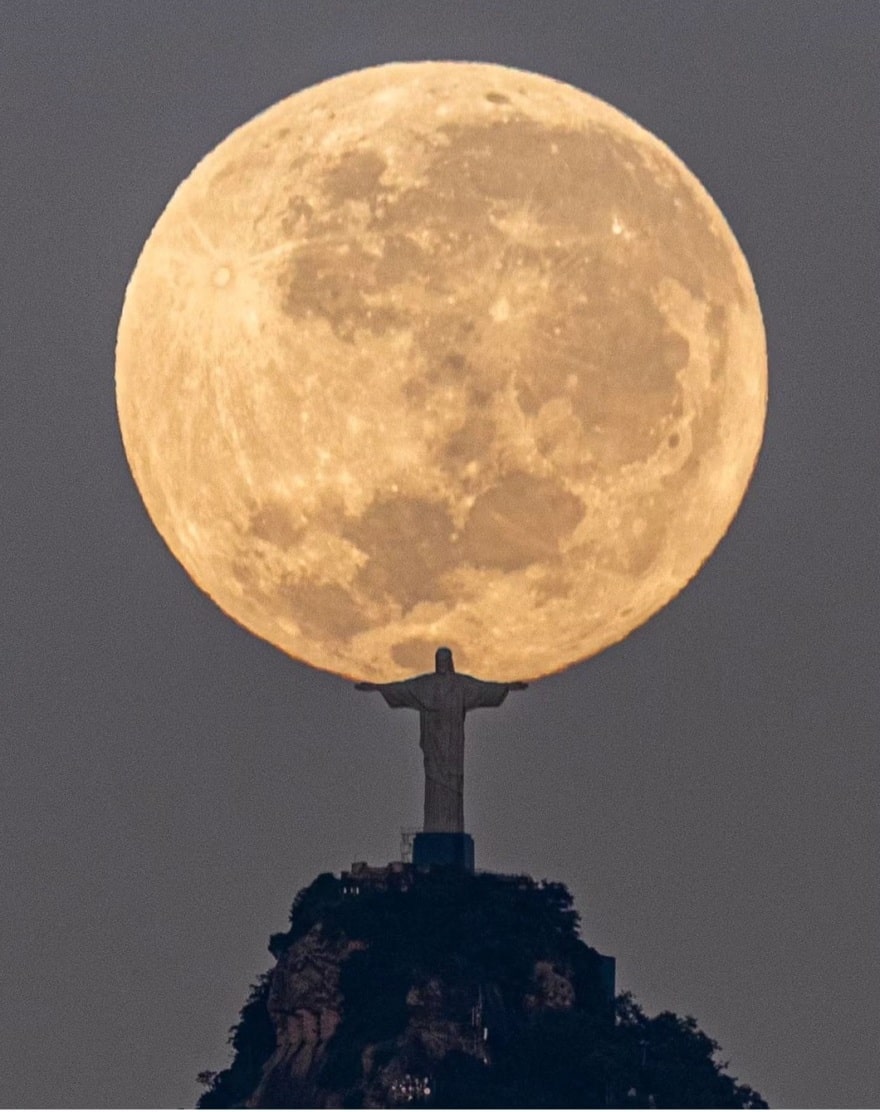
top-left (413, 832), bottom-right (474, 872)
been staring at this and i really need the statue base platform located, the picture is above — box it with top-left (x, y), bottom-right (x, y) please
top-left (413, 832), bottom-right (474, 872)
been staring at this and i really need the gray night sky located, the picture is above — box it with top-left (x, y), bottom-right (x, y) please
top-left (2, 3), bottom-right (878, 1108)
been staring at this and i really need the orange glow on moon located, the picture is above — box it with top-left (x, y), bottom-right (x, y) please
top-left (116, 62), bottom-right (767, 682)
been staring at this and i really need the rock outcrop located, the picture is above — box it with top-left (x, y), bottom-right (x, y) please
top-left (248, 926), bottom-right (364, 1106)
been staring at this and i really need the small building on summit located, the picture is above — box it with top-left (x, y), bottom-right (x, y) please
top-left (341, 860), bottom-right (413, 897)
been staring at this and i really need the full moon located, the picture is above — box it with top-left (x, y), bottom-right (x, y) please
top-left (116, 62), bottom-right (766, 681)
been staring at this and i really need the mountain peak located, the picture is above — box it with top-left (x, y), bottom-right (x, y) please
top-left (198, 867), bottom-right (764, 1109)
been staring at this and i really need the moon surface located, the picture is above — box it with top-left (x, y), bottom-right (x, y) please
top-left (116, 62), bottom-right (766, 682)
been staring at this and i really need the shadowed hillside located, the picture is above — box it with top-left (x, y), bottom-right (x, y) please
top-left (197, 868), bottom-right (765, 1109)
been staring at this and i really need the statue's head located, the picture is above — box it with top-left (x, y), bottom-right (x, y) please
top-left (435, 646), bottom-right (455, 674)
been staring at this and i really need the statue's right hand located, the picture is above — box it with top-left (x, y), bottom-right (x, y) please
top-left (355, 681), bottom-right (378, 690)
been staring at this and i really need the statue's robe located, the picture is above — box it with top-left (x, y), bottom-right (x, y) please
top-left (374, 672), bottom-right (511, 833)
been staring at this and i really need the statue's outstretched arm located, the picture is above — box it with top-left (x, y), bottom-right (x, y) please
top-left (354, 678), bottom-right (425, 710)
top-left (463, 676), bottom-right (528, 709)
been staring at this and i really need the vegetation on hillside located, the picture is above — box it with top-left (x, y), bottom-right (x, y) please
top-left (198, 871), bottom-right (766, 1109)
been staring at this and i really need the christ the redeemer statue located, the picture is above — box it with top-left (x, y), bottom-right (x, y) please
top-left (355, 647), bottom-right (527, 834)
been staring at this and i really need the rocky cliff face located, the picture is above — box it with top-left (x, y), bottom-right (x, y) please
top-left (248, 925), bottom-right (364, 1106)
top-left (198, 868), bottom-right (765, 1110)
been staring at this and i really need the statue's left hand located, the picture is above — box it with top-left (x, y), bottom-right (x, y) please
top-left (355, 681), bottom-right (378, 691)
top-left (509, 681), bottom-right (529, 690)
